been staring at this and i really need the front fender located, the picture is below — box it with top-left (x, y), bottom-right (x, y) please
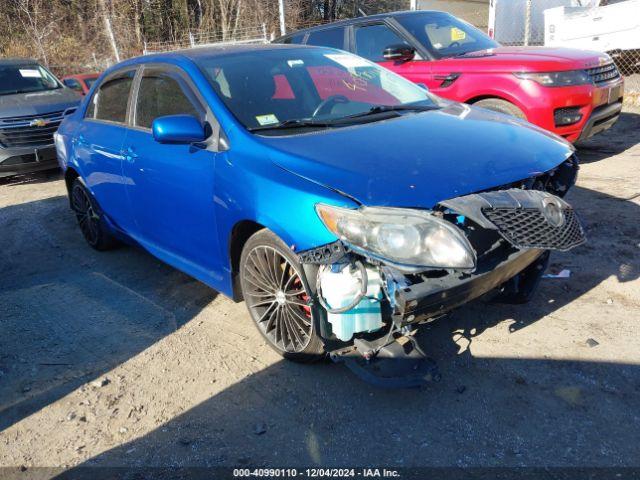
top-left (214, 146), bottom-right (358, 294)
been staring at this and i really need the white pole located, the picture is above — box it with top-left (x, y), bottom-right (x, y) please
top-left (278, 0), bottom-right (286, 36)
top-left (410, 0), bottom-right (417, 11)
top-left (524, 0), bottom-right (532, 46)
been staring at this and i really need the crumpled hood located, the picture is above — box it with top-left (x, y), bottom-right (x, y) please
top-left (260, 103), bottom-right (573, 208)
top-left (0, 88), bottom-right (81, 118)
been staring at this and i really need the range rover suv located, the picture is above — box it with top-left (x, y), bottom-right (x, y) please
top-left (275, 10), bottom-right (624, 143)
top-left (0, 58), bottom-right (80, 178)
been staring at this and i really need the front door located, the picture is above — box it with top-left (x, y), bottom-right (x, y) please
top-left (121, 66), bottom-right (222, 283)
top-left (352, 22), bottom-right (435, 88)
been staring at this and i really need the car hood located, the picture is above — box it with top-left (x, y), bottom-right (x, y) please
top-left (0, 88), bottom-right (81, 118)
top-left (260, 102), bottom-right (574, 208)
top-left (437, 46), bottom-right (610, 73)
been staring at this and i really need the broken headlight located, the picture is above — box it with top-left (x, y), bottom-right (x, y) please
top-left (315, 204), bottom-right (476, 271)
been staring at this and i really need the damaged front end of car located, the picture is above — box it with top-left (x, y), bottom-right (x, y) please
top-left (297, 156), bottom-right (585, 387)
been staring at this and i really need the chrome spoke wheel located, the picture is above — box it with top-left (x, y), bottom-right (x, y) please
top-left (243, 245), bottom-right (312, 353)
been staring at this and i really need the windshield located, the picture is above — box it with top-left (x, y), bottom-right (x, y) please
top-left (396, 12), bottom-right (499, 59)
top-left (0, 63), bottom-right (62, 96)
top-left (197, 48), bottom-right (437, 132)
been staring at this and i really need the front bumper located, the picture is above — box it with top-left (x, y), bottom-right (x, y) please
top-left (523, 77), bottom-right (624, 143)
top-left (392, 248), bottom-right (544, 324)
top-left (0, 144), bottom-right (58, 178)
top-left (576, 100), bottom-right (623, 143)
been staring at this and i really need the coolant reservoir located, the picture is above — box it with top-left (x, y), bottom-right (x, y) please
top-left (318, 264), bottom-right (384, 342)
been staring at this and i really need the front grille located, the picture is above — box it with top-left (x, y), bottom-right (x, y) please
top-left (0, 110), bottom-right (64, 148)
top-left (585, 63), bottom-right (620, 86)
top-left (482, 207), bottom-right (585, 251)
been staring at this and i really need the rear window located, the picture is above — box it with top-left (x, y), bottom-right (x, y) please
top-left (306, 27), bottom-right (346, 50)
top-left (86, 70), bottom-right (135, 123)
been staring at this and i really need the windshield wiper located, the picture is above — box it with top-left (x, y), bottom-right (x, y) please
top-left (335, 104), bottom-right (441, 122)
top-left (248, 118), bottom-right (334, 132)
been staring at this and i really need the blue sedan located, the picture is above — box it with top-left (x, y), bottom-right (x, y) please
top-left (55, 44), bottom-right (584, 364)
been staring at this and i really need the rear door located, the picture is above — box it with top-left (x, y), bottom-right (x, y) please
top-left (121, 64), bottom-right (223, 279)
top-left (74, 68), bottom-right (137, 231)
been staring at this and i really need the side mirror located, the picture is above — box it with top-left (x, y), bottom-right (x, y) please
top-left (152, 114), bottom-right (206, 144)
top-left (383, 44), bottom-right (416, 62)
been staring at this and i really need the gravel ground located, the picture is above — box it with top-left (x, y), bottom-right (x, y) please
top-left (0, 110), bottom-right (639, 472)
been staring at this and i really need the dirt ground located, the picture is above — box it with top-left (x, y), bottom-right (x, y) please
top-left (0, 110), bottom-right (639, 472)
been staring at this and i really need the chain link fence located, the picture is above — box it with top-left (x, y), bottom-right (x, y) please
top-left (143, 24), bottom-right (272, 54)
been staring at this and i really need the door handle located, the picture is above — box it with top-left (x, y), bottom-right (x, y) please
top-left (122, 146), bottom-right (138, 163)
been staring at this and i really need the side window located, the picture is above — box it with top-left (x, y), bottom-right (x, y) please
top-left (306, 27), bottom-right (346, 49)
top-left (134, 72), bottom-right (203, 129)
top-left (282, 33), bottom-right (306, 45)
top-left (354, 24), bottom-right (409, 62)
top-left (64, 79), bottom-right (82, 92)
top-left (86, 70), bottom-right (135, 123)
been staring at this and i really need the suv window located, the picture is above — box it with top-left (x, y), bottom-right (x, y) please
top-left (306, 27), bottom-right (346, 49)
top-left (86, 70), bottom-right (135, 123)
top-left (135, 72), bottom-right (203, 129)
top-left (354, 23), bottom-right (409, 62)
top-left (64, 78), bottom-right (82, 92)
top-left (282, 33), bottom-right (305, 45)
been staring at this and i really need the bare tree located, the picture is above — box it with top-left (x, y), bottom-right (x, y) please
top-left (15, 0), bottom-right (58, 64)
top-left (97, 0), bottom-right (121, 62)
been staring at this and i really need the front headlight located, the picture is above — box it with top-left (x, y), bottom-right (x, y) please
top-left (515, 70), bottom-right (591, 87)
top-left (316, 204), bottom-right (476, 271)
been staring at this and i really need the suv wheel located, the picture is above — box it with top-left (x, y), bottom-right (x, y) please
top-left (474, 98), bottom-right (526, 120)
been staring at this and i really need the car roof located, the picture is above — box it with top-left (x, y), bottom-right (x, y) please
top-left (143, 43), bottom-right (317, 62)
top-left (275, 10), bottom-right (445, 39)
top-left (0, 58), bottom-right (39, 66)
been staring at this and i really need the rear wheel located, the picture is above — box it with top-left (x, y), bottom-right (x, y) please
top-left (70, 178), bottom-right (119, 251)
top-left (239, 229), bottom-right (325, 362)
top-left (473, 98), bottom-right (527, 120)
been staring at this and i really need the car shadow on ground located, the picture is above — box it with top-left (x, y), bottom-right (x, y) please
top-left (17, 181), bottom-right (635, 469)
top-left (0, 193), bottom-right (216, 432)
top-left (577, 111), bottom-right (640, 163)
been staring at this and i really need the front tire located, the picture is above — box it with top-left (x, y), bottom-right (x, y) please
top-left (239, 229), bottom-right (325, 362)
top-left (70, 178), bottom-right (119, 251)
top-left (473, 98), bottom-right (527, 120)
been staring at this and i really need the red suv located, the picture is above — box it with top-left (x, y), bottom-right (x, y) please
top-left (275, 10), bottom-right (624, 143)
